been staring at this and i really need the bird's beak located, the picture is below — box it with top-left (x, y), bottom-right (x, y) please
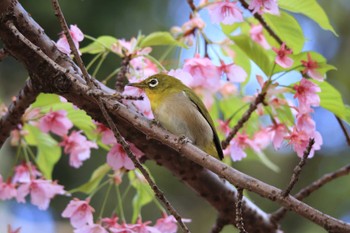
top-left (126, 82), bottom-right (146, 89)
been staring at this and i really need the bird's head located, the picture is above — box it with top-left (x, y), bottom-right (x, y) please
top-left (127, 74), bottom-right (185, 99)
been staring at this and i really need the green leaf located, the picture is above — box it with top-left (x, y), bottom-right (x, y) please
top-left (230, 34), bottom-right (274, 76)
top-left (314, 80), bottom-right (346, 119)
top-left (139, 32), bottom-right (186, 48)
top-left (263, 11), bottom-right (305, 53)
top-left (279, 0), bottom-right (337, 36)
top-left (24, 125), bottom-right (61, 179)
top-left (344, 105), bottom-right (350, 125)
top-left (129, 170), bottom-right (154, 223)
top-left (70, 163), bottom-right (110, 194)
top-left (80, 36), bottom-right (117, 54)
top-left (221, 22), bottom-right (244, 35)
top-left (31, 94), bottom-right (61, 108)
top-left (66, 108), bottom-right (96, 133)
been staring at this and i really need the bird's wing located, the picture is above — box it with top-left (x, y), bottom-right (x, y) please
top-left (184, 89), bottom-right (224, 160)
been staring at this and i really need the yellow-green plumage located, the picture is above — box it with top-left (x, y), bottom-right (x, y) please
top-left (128, 74), bottom-right (224, 160)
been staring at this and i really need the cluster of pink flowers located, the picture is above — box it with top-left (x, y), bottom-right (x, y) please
top-left (204, 0), bottom-right (279, 26)
top-left (0, 163), bottom-right (66, 210)
top-left (38, 108), bottom-right (97, 168)
top-left (62, 198), bottom-right (183, 233)
top-left (10, 106), bottom-right (97, 169)
top-left (220, 50), bottom-right (324, 160)
top-left (96, 123), bottom-right (144, 171)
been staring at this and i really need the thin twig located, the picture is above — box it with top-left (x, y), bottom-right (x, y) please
top-left (186, 0), bottom-right (196, 11)
top-left (115, 55), bottom-right (131, 92)
top-left (221, 92), bottom-right (266, 149)
top-left (271, 163), bottom-right (350, 222)
top-left (50, 1), bottom-right (190, 231)
top-left (237, 0), bottom-right (283, 45)
top-left (236, 187), bottom-right (247, 233)
top-left (281, 138), bottom-right (315, 197)
top-left (335, 116), bottom-right (350, 146)
top-left (51, 0), bottom-right (94, 87)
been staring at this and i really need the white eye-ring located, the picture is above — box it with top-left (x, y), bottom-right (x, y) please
top-left (148, 78), bottom-right (159, 88)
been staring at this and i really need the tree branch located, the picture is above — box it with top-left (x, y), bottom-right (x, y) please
top-left (1, 0), bottom-right (349, 232)
top-left (282, 138), bottom-right (315, 197)
top-left (0, 79), bottom-right (39, 148)
top-left (221, 92), bottom-right (266, 149)
top-left (0, 1), bottom-right (277, 232)
top-left (271, 163), bottom-right (350, 222)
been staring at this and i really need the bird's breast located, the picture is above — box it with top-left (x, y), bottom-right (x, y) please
top-left (154, 92), bottom-right (213, 147)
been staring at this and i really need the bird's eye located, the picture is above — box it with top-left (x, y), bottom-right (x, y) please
top-left (148, 78), bottom-right (159, 88)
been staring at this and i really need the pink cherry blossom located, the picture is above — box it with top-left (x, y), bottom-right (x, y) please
top-left (268, 122), bottom-right (288, 150)
top-left (226, 132), bottom-right (260, 161)
top-left (39, 110), bottom-right (73, 136)
top-left (219, 81), bottom-right (238, 97)
top-left (60, 131), bottom-right (97, 168)
top-left (129, 56), bottom-right (158, 79)
top-left (126, 218), bottom-right (160, 233)
top-left (296, 112), bottom-right (316, 134)
top-left (183, 54), bottom-right (221, 91)
top-left (56, 25), bottom-right (84, 55)
top-left (112, 37), bottom-right (152, 57)
top-left (74, 224), bottom-right (108, 233)
top-left (167, 69), bottom-right (194, 87)
top-left (107, 143), bottom-right (144, 171)
top-left (249, 0), bottom-right (279, 15)
top-left (219, 61), bottom-right (247, 83)
top-left (171, 15), bottom-right (205, 46)
top-left (293, 78), bottom-right (320, 112)
top-left (301, 53), bottom-right (324, 81)
top-left (272, 43), bottom-right (293, 68)
top-left (250, 24), bottom-right (270, 49)
top-left (102, 215), bottom-right (120, 229)
top-left (208, 0), bottom-right (243, 25)
top-left (12, 162), bottom-right (41, 183)
top-left (95, 122), bottom-right (117, 145)
top-left (62, 198), bottom-right (95, 228)
top-left (154, 214), bottom-right (189, 233)
top-left (0, 175), bottom-right (17, 200)
top-left (16, 179), bottom-right (65, 210)
top-left (285, 127), bottom-right (322, 158)
top-left (253, 127), bottom-right (271, 150)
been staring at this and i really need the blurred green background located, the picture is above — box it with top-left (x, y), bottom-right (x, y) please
top-left (0, 0), bottom-right (350, 232)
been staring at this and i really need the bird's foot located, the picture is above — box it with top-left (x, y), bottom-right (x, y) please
top-left (178, 135), bottom-right (192, 144)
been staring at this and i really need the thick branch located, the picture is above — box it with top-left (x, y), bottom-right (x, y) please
top-left (0, 1), bottom-right (276, 232)
top-left (1, 1), bottom-right (349, 232)
top-left (0, 79), bottom-right (39, 147)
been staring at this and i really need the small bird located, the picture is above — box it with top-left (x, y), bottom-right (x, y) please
top-left (128, 73), bottom-right (224, 160)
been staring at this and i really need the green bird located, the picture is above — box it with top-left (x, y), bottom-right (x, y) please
top-left (128, 73), bottom-right (224, 160)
